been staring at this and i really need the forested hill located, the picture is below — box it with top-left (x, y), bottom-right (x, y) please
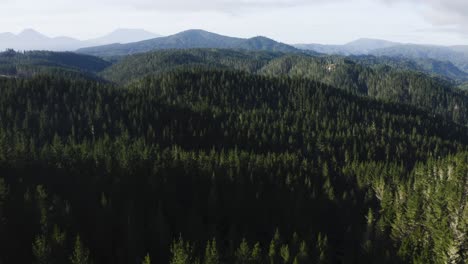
top-left (371, 44), bottom-right (468, 73)
top-left (0, 68), bottom-right (467, 263)
top-left (350, 55), bottom-right (468, 83)
top-left (100, 49), bottom-right (283, 83)
top-left (101, 49), bottom-right (468, 126)
top-left (261, 55), bottom-right (468, 125)
top-left (4, 48), bottom-right (467, 127)
top-left (0, 49), bottom-right (110, 79)
top-left (76, 30), bottom-right (303, 57)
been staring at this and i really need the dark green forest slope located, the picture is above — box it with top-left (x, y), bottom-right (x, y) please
top-left (0, 49), bottom-right (110, 79)
top-left (100, 49), bottom-right (281, 83)
top-left (350, 55), bottom-right (468, 83)
top-left (102, 49), bottom-right (468, 126)
top-left (0, 68), bottom-right (467, 264)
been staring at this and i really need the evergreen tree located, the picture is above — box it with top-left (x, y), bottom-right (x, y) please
top-left (70, 235), bottom-right (92, 264)
top-left (203, 239), bottom-right (219, 264)
top-left (170, 237), bottom-right (193, 264)
top-left (142, 253), bottom-right (151, 264)
top-left (279, 245), bottom-right (290, 263)
top-left (235, 238), bottom-right (251, 264)
top-left (32, 234), bottom-right (51, 264)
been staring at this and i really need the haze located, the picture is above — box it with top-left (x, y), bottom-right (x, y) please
top-left (1, 0), bottom-right (467, 46)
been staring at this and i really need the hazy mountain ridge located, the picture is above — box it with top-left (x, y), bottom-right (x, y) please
top-left (295, 38), bottom-right (399, 55)
top-left (77, 29), bottom-right (303, 57)
top-left (0, 28), bottom-right (162, 51)
top-left (296, 38), bottom-right (468, 75)
top-left (0, 29), bottom-right (83, 51)
top-left (350, 55), bottom-right (468, 82)
top-left (371, 44), bottom-right (468, 73)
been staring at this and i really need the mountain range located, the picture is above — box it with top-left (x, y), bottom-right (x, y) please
top-left (77, 29), bottom-right (303, 57)
top-left (295, 38), bottom-right (399, 55)
top-left (0, 28), bottom-right (161, 51)
top-left (296, 39), bottom-right (468, 73)
top-left (3, 28), bottom-right (468, 83)
top-left (4, 28), bottom-right (468, 75)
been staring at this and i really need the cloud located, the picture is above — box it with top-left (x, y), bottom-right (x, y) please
top-left (1, 0), bottom-right (333, 16)
top-left (382, 0), bottom-right (468, 35)
top-left (94, 0), bottom-right (315, 12)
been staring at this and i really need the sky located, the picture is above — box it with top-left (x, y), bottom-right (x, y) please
top-left (1, 0), bottom-right (468, 45)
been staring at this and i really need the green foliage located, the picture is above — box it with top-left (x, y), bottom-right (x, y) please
top-left (170, 237), bottom-right (197, 264)
top-left (385, 153), bottom-right (468, 263)
top-left (101, 49), bottom-right (280, 84)
top-left (142, 253), bottom-right (151, 264)
top-left (251, 243), bottom-right (262, 263)
top-left (70, 235), bottom-right (92, 264)
top-left (32, 234), bottom-right (51, 264)
top-left (102, 49), bottom-right (468, 126)
top-left (279, 245), bottom-right (290, 263)
top-left (0, 66), bottom-right (467, 263)
top-left (0, 50), bottom-right (110, 79)
top-left (203, 239), bottom-right (219, 264)
top-left (235, 239), bottom-right (251, 264)
top-left (352, 55), bottom-right (468, 83)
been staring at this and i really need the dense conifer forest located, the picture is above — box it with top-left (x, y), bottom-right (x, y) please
top-left (0, 49), bottom-right (467, 264)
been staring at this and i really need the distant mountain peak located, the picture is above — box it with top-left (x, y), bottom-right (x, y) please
top-left (18, 28), bottom-right (46, 38)
top-left (175, 29), bottom-right (227, 38)
top-left (77, 29), bottom-right (299, 57)
top-left (0, 28), bottom-right (162, 51)
top-left (345, 38), bottom-right (397, 48)
top-left (249, 36), bottom-right (271, 41)
top-left (180, 29), bottom-right (212, 34)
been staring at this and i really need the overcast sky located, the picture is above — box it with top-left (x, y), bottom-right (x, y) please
top-left (1, 0), bottom-right (468, 45)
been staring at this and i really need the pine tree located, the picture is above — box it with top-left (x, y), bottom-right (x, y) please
top-left (251, 242), bottom-right (262, 263)
top-left (142, 253), bottom-right (151, 264)
top-left (32, 234), bottom-right (51, 264)
top-left (316, 233), bottom-right (329, 264)
top-left (296, 241), bottom-right (308, 264)
top-left (70, 235), bottom-right (92, 264)
top-left (170, 236), bottom-right (192, 264)
top-left (279, 244), bottom-right (290, 263)
top-left (203, 238), bottom-right (219, 264)
top-left (235, 238), bottom-right (251, 264)
top-left (268, 229), bottom-right (281, 264)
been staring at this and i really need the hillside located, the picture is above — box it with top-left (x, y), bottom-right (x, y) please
top-left (261, 55), bottom-right (468, 124)
top-left (296, 39), bottom-right (468, 79)
top-left (0, 49), bottom-right (111, 79)
top-left (350, 55), bottom-right (468, 82)
top-left (0, 68), bottom-right (467, 263)
top-left (100, 49), bottom-right (282, 83)
top-left (101, 49), bottom-right (468, 126)
top-left (371, 44), bottom-right (468, 73)
top-left (77, 29), bottom-right (302, 57)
